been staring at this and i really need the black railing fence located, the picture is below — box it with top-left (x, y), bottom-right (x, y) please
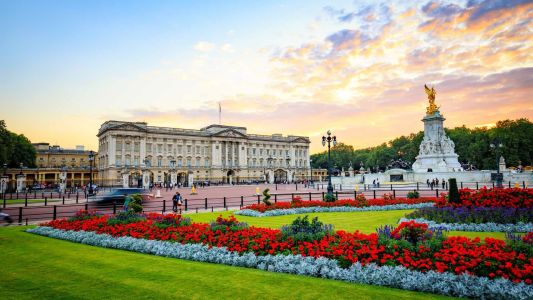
top-left (1, 181), bottom-right (531, 225)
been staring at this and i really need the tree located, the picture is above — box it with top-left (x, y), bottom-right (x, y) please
top-left (0, 120), bottom-right (36, 168)
top-left (310, 118), bottom-right (532, 171)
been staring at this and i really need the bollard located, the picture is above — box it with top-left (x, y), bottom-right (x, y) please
top-left (476, 182), bottom-right (479, 190)
top-left (42, 192), bottom-right (44, 199)
top-left (354, 191), bottom-right (357, 199)
top-left (373, 190), bottom-right (376, 199)
top-left (416, 182), bottom-right (419, 190)
top-left (53, 205), bottom-right (57, 220)
top-left (113, 202), bottom-right (117, 214)
top-left (45, 197), bottom-right (47, 206)
top-left (390, 184), bottom-right (393, 191)
top-left (240, 196), bottom-right (243, 207)
top-left (291, 193), bottom-right (294, 200)
top-left (508, 181), bottom-right (511, 188)
top-left (492, 182), bottom-right (495, 188)
top-left (18, 207), bottom-right (22, 224)
top-left (460, 182), bottom-right (463, 189)
top-left (223, 197), bottom-right (226, 208)
top-left (85, 203), bottom-right (88, 211)
top-left (206, 198), bottom-right (209, 210)
top-left (436, 189), bottom-right (439, 198)
top-left (196, 207), bottom-right (198, 213)
top-left (257, 195), bottom-right (260, 204)
top-left (274, 194), bottom-right (277, 203)
top-left (523, 181), bottom-right (526, 189)
top-left (335, 191), bottom-right (338, 199)
top-left (340, 184), bottom-right (342, 191)
top-left (25, 197), bottom-right (28, 207)
top-left (163, 200), bottom-right (166, 213)
top-left (322, 192), bottom-right (325, 200)
top-left (62, 196), bottom-right (65, 205)
top-left (185, 199), bottom-right (188, 211)
top-left (308, 192), bottom-right (312, 201)
top-left (393, 190), bottom-right (396, 199)
top-left (211, 206), bottom-right (214, 212)
top-left (76, 194), bottom-right (79, 203)
top-left (25, 193), bottom-right (28, 202)
top-left (276, 184), bottom-right (278, 190)
top-left (296, 183), bottom-right (298, 191)
top-left (16, 192), bottom-right (19, 199)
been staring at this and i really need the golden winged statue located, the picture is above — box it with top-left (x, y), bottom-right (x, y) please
top-left (424, 84), bottom-right (438, 115)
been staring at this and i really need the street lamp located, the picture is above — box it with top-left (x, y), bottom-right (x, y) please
top-left (88, 150), bottom-right (94, 195)
top-left (310, 158), bottom-right (313, 183)
top-left (285, 156), bottom-right (291, 183)
top-left (3, 163), bottom-right (7, 176)
top-left (19, 162), bottom-right (23, 175)
top-left (322, 130), bottom-right (337, 196)
top-left (264, 155), bottom-right (273, 183)
top-left (490, 140), bottom-right (503, 188)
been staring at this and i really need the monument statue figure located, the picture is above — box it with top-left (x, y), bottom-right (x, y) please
top-left (412, 85), bottom-right (463, 172)
top-left (424, 84), bottom-right (439, 115)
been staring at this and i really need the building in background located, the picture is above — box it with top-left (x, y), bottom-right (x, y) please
top-left (97, 121), bottom-right (311, 187)
top-left (1, 143), bottom-right (98, 191)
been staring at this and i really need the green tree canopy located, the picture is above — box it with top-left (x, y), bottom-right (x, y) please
top-left (0, 120), bottom-right (36, 168)
top-left (311, 118), bottom-right (533, 171)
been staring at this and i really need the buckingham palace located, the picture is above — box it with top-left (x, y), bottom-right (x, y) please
top-left (96, 121), bottom-right (311, 187)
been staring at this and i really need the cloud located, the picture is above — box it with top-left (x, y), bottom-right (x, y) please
top-left (193, 41), bottom-right (214, 52)
top-left (220, 43), bottom-right (235, 53)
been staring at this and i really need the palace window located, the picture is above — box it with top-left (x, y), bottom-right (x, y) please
top-left (177, 145), bottom-right (182, 154)
top-left (157, 144), bottom-right (162, 153)
top-left (146, 143), bottom-right (152, 153)
top-left (187, 145), bottom-right (191, 155)
top-left (134, 156), bottom-right (139, 166)
top-left (205, 158), bottom-right (209, 167)
top-left (116, 156), bottom-right (122, 167)
top-left (157, 157), bottom-right (162, 167)
top-left (196, 146), bottom-right (200, 155)
top-left (186, 158), bottom-right (191, 167)
top-left (178, 159), bottom-right (182, 167)
top-left (116, 140), bottom-right (122, 150)
top-left (125, 156), bottom-right (131, 166)
top-left (196, 157), bottom-right (200, 167)
top-left (134, 142), bottom-right (140, 152)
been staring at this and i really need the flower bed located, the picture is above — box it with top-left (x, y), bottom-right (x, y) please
top-left (243, 197), bottom-right (436, 213)
top-left (399, 217), bottom-right (533, 233)
top-left (405, 206), bottom-right (533, 225)
top-left (28, 226), bottom-right (533, 300)
top-left (35, 213), bottom-right (533, 288)
top-left (436, 188), bottom-right (533, 208)
top-left (237, 203), bottom-right (435, 217)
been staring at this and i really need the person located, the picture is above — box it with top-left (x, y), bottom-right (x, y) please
top-left (123, 194), bottom-right (131, 212)
top-left (376, 179), bottom-right (380, 188)
top-left (172, 192), bottom-right (180, 212)
top-left (426, 179), bottom-right (430, 188)
top-left (442, 179), bottom-right (446, 189)
top-left (372, 179), bottom-right (376, 188)
top-left (176, 192), bottom-right (183, 212)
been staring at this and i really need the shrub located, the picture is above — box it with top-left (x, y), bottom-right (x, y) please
top-left (354, 193), bottom-right (368, 206)
top-left (323, 193), bottom-right (337, 202)
top-left (448, 178), bottom-right (460, 204)
top-left (68, 210), bottom-right (101, 221)
top-left (280, 215), bottom-right (334, 242)
top-left (210, 215), bottom-right (249, 232)
top-left (262, 188), bottom-right (272, 206)
top-left (406, 206), bottom-right (533, 224)
top-left (107, 211), bottom-right (145, 225)
top-left (506, 232), bottom-right (533, 257)
top-left (407, 190), bottom-right (420, 199)
top-left (147, 213), bottom-right (191, 229)
top-left (128, 193), bottom-right (144, 213)
top-left (382, 193), bottom-right (394, 200)
top-left (377, 221), bottom-right (446, 246)
top-left (291, 196), bottom-right (303, 206)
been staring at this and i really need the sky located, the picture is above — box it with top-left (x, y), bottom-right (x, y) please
top-left (1, 0), bottom-right (532, 154)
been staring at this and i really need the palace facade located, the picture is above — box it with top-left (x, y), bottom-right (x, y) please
top-left (97, 121), bottom-right (311, 187)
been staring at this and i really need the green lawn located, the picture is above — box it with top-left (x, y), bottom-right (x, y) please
top-left (0, 226), bottom-right (455, 300)
top-left (2, 199), bottom-right (61, 204)
top-left (186, 210), bottom-right (507, 240)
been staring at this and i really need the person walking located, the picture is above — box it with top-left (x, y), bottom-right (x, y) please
top-left (442, 179), bottom-right (446, 189)
top-left (426, 179), bottom-right (430, 188)
top-left (172, 192), bottom-right (180, 212)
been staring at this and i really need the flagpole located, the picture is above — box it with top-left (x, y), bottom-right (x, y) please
top-left (218, 102), bottom-right (221, 124)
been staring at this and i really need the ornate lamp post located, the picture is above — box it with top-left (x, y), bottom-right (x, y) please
top-left (264, 155), bottom-right (273, 183)
top-left (285, 156), bottom-right (291, 183)
top-left (322, 130), bottom-right (337, 196)
top-left (490, 140), bottom-right (503, 188)
top-left (88, 150), bottom-right (94, 195)
top-left (309, 159), bottom-right (313, 183)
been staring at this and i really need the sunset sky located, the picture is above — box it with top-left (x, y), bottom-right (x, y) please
top-left (1, 0), bottom-right (532, 153)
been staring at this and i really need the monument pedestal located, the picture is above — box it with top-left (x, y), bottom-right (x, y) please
top-left (16, 174), bottom-right (26, 192)
top-left (412, 111), bottom-right (463, 173)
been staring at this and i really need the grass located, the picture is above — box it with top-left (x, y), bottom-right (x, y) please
top-left (186, 210), bottom-right (507, 240)
top-left (0, 226), bottom-right (455, 300)
top-left (1, 199), bottom-right (61, 204)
